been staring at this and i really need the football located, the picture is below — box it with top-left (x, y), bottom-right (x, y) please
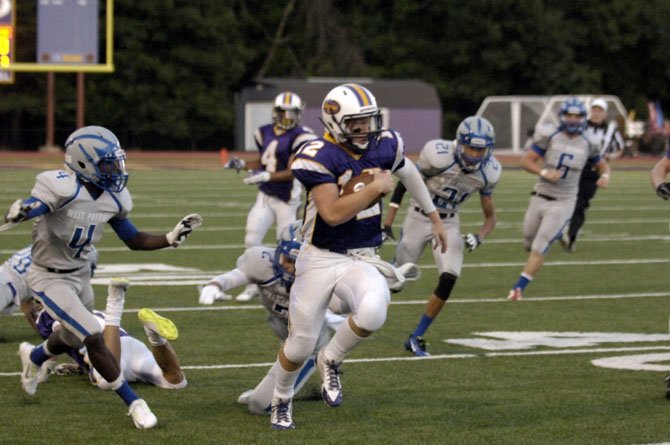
top-left (340, 171), bottom-right (382, 208)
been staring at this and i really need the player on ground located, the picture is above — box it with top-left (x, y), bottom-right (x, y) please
top-left (6, 126), bottom-right (202, 429)
top-left (268, 83), bottom-right (447, 429)
top-left (382, 116), bottom-right (501, 356)
top-left (224, 92), bottom-right (316, 302)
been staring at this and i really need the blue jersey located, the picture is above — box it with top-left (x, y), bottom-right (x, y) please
top-left (292, 130), bottom-right (406, 252)
top-left (254, 124), bottom-right (315, 202)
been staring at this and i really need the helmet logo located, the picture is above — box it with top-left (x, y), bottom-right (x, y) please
top-left (323, 99), bottom-right (340, 115)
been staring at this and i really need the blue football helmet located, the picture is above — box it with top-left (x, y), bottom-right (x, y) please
top-left (64, 126), bottom-right (129, 193)
top-left (272, 91), bottom-right (304, 130)
top-left (455, 116), bottom-right (495, 172)
top-left (320, 83), bottom-right (383, 153)
top-left (558, 97), bottom-right (587, 134)
top-left (273, 220), bottom-right (303, 289)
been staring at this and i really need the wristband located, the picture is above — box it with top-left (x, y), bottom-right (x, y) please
top-left (600, 173), bottom-right (610, 179)
top-left (539, 168), bottom-right (548, 178)
top-left (388, 202), bottom-right (400, 209)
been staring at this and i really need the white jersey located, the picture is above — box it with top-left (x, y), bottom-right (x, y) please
top-left (209, 246), bottom-right (291, 319)
top-left (409, 139), bottom-right (501, 214)
top-left (29, 170), bottom-right (132, 270)
top-left (530, 126), bottom-right (600, 200)
top-left (0, 246), bottom-right (32, 314)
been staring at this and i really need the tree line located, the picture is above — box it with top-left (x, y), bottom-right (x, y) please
top-left (1, 0), bottom-right (668, 150)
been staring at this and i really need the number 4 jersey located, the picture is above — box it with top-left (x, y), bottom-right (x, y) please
top-left (29, 169), bottom-right (132, 271)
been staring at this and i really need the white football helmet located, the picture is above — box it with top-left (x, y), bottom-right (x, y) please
top-left (320, 83), bottom-right (382, 152)
top-left (272, 91), bottom-right (304, 130)
top-left (455, 116), bottom-right (495, 172)
top-left (64, 126), bottom-right (128, 192)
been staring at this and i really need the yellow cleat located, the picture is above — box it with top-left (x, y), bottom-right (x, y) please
top-left (138, 308), bottom-right (178, 341)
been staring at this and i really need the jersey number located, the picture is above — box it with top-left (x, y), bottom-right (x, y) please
top-left (556, 153), bottom-right (574, 179)
top-left (69, 225), bottom-right (96, 258)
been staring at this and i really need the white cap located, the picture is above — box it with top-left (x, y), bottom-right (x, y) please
top-left (591, 98), bottom-right (608, 112)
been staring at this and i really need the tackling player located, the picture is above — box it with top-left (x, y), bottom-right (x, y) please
top-left (223, 92), bottom-right (316, 302)
top-left (267, 83), bottom-right (447, 429)
top-left (382, 116), bottom-right (501, 356)
top-left (4, 126), bottom-right (202, 429)
top-left (507, 97), bottom-right (609, 301)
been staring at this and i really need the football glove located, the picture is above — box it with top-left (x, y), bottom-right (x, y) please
top-left (224, 157), bottom-right (246, 173)
top-left (166, 214), bottom-right (203, 247)
top-left (381, 225), bottom-right (396, 242)
top-left (463, 233), bottom-right (481, 252)
top-left (199, 284), bottom-right (232, 305)
top-left (243, 170), bottom-right (271, 185)
top-left (656, 182), bottom-right (670, 200)
top-left (5, 199), bottom-right (38, 223)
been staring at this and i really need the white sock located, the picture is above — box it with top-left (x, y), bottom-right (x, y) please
top-left (272, 359), bottom-right (300, 400)
top-left (143, 326), bottom-right (166, 346)
top-left (104, 299), bottom-right (124, 327)
top-left (321, 318), bottom-right (365, 363)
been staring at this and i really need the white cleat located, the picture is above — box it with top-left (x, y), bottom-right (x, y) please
top-left (109, 278), bottom-right (130, 301)
top-left (128, 398), bottom-right (158, 430)
top-left (237, 389), bottom-right (253, 405)
top-left (270, 397), bottom-right (295, 429)
top-left (236, 284), bottom-right (259, 302)
top-left (18, 342), bottom-right (39, 396)
top-left (507, 287), bottom-right (523, 301)
top-left (316, 350), bottom-right (342, 407)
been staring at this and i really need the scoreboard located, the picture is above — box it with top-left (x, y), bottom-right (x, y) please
top-left (0, 0), bottom-right (13, 84)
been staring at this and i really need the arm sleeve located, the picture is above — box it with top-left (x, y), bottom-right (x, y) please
top-left (388, 181), bottom-right (407, 207)
top-left (394, 158), bottom-right (435, 214)
top-left (109, 217), bottom-right (140, 241)
top-left (208, 269), bottom-right (249, 292)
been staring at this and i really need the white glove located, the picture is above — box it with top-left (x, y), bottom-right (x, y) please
top-left (243, 171), bottom-right (271, 185)
top-left (463, 233), bottom-right (481, 252)
top-left (166, 214), bottom-right (203, 247)
top-left (224, 158), bottom-right (245, 173)
top-left (5, 199), bottom-right (38, 223)
top-left (199, 284), bottom-right (232, 305)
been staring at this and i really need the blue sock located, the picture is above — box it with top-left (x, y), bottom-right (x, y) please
top-left (115, 381), bottom-right (140, 406)
top-left (413, 315), bottom-right (434, 338)
top-left (29, 344), bottom-right (51, 366)
top-left (513, 273), bottom-right (532, 291)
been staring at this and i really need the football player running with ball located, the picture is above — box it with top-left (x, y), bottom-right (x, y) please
top-left (268, 83), bottom-right (447, 429)
top-left (223, 92), bottom-right (316, 302)
top-left (5, 126), bottom-right (202, 429)
top-left (382, 116), bottom-right (501, 356)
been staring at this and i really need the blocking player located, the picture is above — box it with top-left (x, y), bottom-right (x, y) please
top-left (507, 97), bottom-right (609, 301)
top-left (5, 125), bottom-right (202, 429)
top-left (382, 116), bottom-right (501, 356)
top-left (198, 220), bottom-right (419, 415)
top-left (223, 92), bottom-right (316, 302)
top-left (268, 83), bottom-right (447, 429)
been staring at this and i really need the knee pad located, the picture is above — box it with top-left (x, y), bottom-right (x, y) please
top-left (353, 293), bottom-right (388, 332)
top-left (282, 332), bottom-right (318, 365)
top-left (434, 272), bottom-right (457, 301)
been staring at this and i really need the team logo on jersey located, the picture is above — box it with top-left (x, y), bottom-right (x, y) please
top-left (323, 99), bottom-right (340, 115)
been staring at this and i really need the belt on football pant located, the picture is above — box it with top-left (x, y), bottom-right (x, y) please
top-left (530, 191), bottom-right (557, 201)
top-left (34, 263), bottom-right (82, 274)
top-left (414, 206), bottom-right (455, 219)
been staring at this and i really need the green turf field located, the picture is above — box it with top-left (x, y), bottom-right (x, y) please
top-left (1, 162), bottom-right (669, 444)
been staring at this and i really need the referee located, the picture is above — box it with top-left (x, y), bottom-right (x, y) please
top-left (561, 98), bottom-right (624, 252)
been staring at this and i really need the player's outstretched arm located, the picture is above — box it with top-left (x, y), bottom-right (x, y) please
top-left (114, 214), bottom-right (203, 250)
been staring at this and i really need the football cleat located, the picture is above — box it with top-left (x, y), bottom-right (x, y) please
top-left (237, 389), bottom-right (253, 405)
top-left (128, 398), bottom-right (158, 430)
top-left (270, 397), bottom-right (295, 429)
top-left (507, 287), bottom-right (523, 301)
top-left (18, 342), bottom-right (40, 395)
top-left (138, 308), bottom-right (178, 341)
top-left (665, 375), bottom-right (670, 400)
top-left (404, 334), bottom-right (430, 357)
top-left (108, 278), bottom-right (130, 302)
top-left (316, 350), bottom-right (343, 407)
top-left (236, 283), bottom-right (259, 302)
